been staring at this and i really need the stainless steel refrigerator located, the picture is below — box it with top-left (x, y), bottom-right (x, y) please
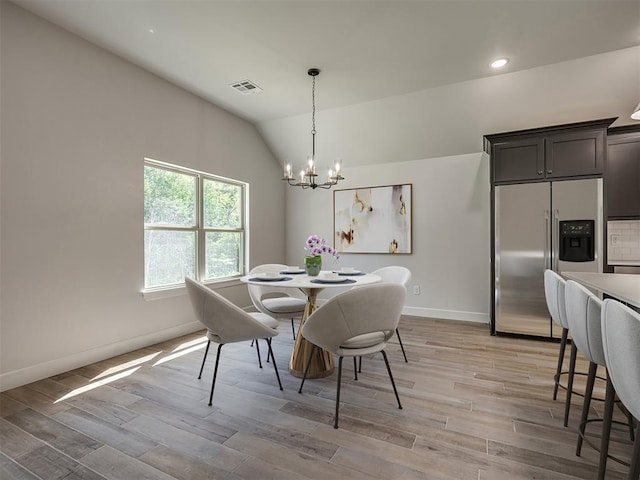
top-left (493, 178), bottom-right (603, 337)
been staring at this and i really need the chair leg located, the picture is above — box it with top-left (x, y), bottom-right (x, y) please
top-left (564, 342), bottom-right (577, 427)
top-left (298, 345), bottom-right (316, 394)
top-left (353, 357), bottom-right (358, 381)
top-left (576, 361), bottom-right (598, 456)
top-left (208, 344), bottom-right (223, 406)
top-left (553, 328), bottom-right (568, 400)
top-left (198, 340), bottom-right (210, 379)
top-left (255, 338), bottom-right (262, 368)
top-left (618, 404), bottom-right (636, 442)
top-left (629, 422), bottom-right (640, 480)
top-left (266, 338), bottom-right (283, 391)
top-left (334, 356), bottom-right (343, 429)
top-left (291, 318), bottom-right (296, 340)
top-left (381, 350), bottom-right (403, 410)
top-left (598, 375), bottom-right (616, 480)
top-left (396, 328), bottom-right (408, 363)
top-left (358, 356), bottom-right (362, 373)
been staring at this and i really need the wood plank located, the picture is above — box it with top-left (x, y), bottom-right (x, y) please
top-left (122, 414), bottom-right (247, 470)
top-left (0, 418), bottom-right (45, 459)
top-left (5, 408), bottom-right (102, 459)
top-left (0, 452), bottom-right (41, 480)
top-left (224, 431), bottom-right (372, 480)
top-left (52, 407), bottom-right (157, 458)
top-left (137, 444), bottom-right (242, 480)
top-left (79, 445), bottom-right (177, 480)
top-left (13, 445), bottom-right (106, 480)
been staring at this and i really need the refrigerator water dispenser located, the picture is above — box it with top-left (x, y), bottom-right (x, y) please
top-left (559, 220), bottom-right (595, 262)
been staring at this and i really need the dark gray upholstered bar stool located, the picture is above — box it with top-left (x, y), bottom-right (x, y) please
top-left (601, 299), bottom-right (640, 480)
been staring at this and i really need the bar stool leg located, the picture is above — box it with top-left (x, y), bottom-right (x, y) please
top-left (564, 343), bottom-right (577, 427)
top-left (629, 422), bottom-right (640, 480)
top-left (598, 376), bottom-right (616, 480)
top-left (576, 361), bottom-right (597, 456)
top-left (553, 328), bottom-right (568, 400)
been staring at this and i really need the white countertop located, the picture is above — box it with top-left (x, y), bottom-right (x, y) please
top-left (561, 272), bottom-right (640, 308)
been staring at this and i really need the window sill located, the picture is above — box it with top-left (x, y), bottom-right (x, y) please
top-left (141, 277), bottom-right (244, 301)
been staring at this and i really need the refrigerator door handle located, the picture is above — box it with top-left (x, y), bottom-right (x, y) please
top-left (553, 209), bottom-right (560, 272)
top-left (544, 210), bottom-right (550, 269)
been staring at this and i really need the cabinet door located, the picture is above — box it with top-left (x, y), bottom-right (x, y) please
top-left (492, 138), bottom-right (544, 183)
top-left (606, 138), bottom-right (640, 218)
top-left (546, 129), bottom-right (604, 178)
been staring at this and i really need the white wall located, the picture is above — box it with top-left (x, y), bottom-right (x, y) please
top-left (0, 2), bottom-right (286, 391)
top-left (285, 152), bottom-right (491, 323)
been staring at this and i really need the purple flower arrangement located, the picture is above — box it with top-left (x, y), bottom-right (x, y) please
top-left (305, 235), bottom-right (340, 260)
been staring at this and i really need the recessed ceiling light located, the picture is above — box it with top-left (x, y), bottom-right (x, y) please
top-left (491, 58), bottom-right (509, 68)
top-left (148, 28), bottom-right (155, 34)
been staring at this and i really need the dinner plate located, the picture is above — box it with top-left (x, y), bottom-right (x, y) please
top-left (249, 275), bottom-right (290, 282)
top-left (310, 278), bottom-right (356, 285)
top-left (335, 271), bottom-right (365, 276)
top-left (280, 269), bottom-right (306, 275)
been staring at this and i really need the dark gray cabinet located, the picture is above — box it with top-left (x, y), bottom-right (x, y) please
top-left (546, 129), bottom-right (604, 178)
top-left (486, 118), bottom-right (615, 184)
top-left (492, 138), bottom-right (544, 183)
top-left (606, 126), bottom-right (640, 218)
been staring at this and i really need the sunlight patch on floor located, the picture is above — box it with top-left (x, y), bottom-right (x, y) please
top-left (90, 351), bottom-right (161, 382)
top-left (55, 366), bottom-right (141, 403)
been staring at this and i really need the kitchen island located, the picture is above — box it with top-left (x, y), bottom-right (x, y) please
top-left (562, 271), bottom-right (640, 309)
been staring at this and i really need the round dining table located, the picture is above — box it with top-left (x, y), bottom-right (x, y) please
top-left (241, 269), bottom-right (381, 378)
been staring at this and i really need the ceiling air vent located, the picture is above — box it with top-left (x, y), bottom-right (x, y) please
top-left (230, 79), bottom-right (262, 95)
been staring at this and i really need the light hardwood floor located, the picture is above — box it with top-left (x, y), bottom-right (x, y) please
top-left (1, 316), bottom-right (635, 480)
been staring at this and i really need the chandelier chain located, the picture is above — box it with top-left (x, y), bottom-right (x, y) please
top-left (311, 75), bottom-right (316, 136)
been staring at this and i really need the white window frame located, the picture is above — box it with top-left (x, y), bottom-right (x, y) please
top-left (143, 158), bottom-right (247, 294)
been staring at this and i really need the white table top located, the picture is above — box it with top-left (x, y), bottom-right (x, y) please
top-left (241, 270), bottom-right (381, 290)
top-left (562, 272), bottom-right (640, 308)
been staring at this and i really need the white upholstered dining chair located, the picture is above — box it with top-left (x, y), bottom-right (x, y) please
top-left (297, 283), bottom-right (406, 428)
top-left (248, 264), bottom-right (306, 339)
top-left (185, 277), bottom-right (283, 406)
top-left (357, 266), bottom-right (411, 366)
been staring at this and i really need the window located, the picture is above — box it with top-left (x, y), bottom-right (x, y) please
top-left (144, 159), bottom-right (246, 289)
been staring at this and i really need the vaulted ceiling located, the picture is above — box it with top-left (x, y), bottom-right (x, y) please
top-left (13, 0), bottom-right (640, 166)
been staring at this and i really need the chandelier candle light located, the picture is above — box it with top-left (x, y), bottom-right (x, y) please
top-left (282, 68), bottom-right (344, 189)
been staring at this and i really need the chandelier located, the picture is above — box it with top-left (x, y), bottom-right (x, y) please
top-left (282, 68), bottom-right (344, 189)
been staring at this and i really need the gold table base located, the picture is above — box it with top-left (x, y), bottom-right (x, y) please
top-left (288, 288), bottom-right (334, 378)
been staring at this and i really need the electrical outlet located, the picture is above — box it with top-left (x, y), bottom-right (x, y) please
top-left (413, 285), bottom-right (420, 295)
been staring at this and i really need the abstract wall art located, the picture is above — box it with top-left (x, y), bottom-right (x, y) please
top-left (333, 184), bottom-right (412, 254)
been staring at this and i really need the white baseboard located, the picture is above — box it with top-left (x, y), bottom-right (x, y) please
top-left (402, 306), bottom-right (489, 323)
top-left (0, 321), bottom-right (203, 393)
top-left (315, 300), bottom-right (489, 324)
